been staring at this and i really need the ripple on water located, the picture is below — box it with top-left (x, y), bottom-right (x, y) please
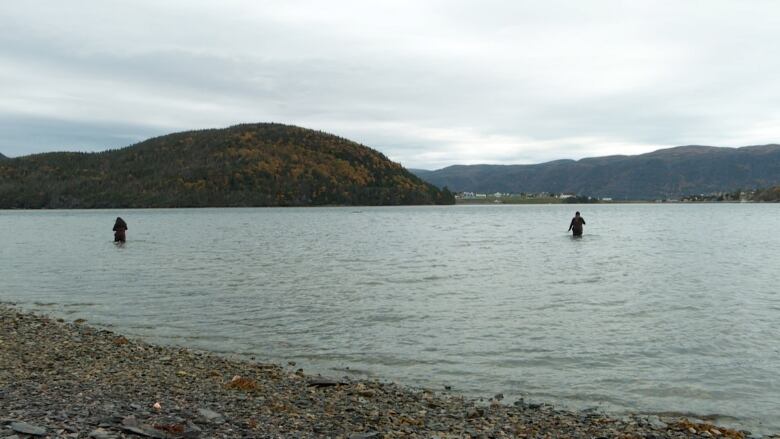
top-left (1, 205), bottom-right (779, 434)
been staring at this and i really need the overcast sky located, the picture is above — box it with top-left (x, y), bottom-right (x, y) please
top-left (1, 1), bottom-right (779, 169)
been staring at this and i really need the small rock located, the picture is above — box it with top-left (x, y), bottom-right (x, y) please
top-left (466, 407), bottom-right (484, 419)
top-left (646, 415), bottom-right (667, 430)
top-left (89, 428), bottom-right (116, 439)
top-left (349, 433), bottom-right (380, 439)
top-left (493, 393), bottom-right (504, 401)
top-left (122, 416), bottom-right (140, 427)
top-left (294, 398), bottom-right (312, 407)
top-left (355, 383), bottom-right (376, 397)
top-left (122, 424), bottom-right (169, 439)
top-left (10, 421), bottom-right (47, 436)
top-left (307, 377), bottom-right (346, 387)
top-left (98, 415), bottom-right (124, 426)
top-left (185, 421), bottom-right (201, 432)
top-left (197, 408), bottom-right (224, 423)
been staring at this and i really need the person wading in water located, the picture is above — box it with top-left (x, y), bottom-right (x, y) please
top-left (568, 211), bottom-right (586, 237)
top-left (113, 217), bottom-right (128, 243)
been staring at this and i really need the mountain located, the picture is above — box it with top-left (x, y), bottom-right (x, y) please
top-left (412, 145), bottom-right (780, 199)
top-left (0, 123), bottom-right (454, 208)
top-left (0, 153), bottom-right (7, 160)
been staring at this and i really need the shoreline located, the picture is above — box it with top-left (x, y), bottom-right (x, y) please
top-left (0, 304), bottom-right (772, 438)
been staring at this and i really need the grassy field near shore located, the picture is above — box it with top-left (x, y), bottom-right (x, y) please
top-left (0, 303), bottom-right (766, 438)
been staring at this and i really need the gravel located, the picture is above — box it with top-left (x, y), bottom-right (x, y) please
top-left (1, 304), bottom-right (775, 438)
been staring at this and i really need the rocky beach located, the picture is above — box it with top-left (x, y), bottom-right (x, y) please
top-left (0, 303), bottom-right (774, 439)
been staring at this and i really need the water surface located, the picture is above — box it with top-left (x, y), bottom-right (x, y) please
top-left (1, 205), bottom-right (778, 433)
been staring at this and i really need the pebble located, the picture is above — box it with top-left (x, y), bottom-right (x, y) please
top-left (647, 415), bottom-right (669, 429)
top-left (308, 377), bottom-right (347, 387)
top-left (10, 421), bottom-right (47, 436)
top-left (466, 407), bottom-right (484, 419)
top-left (196, 408), bottom-right (224, 423)
top-left (89, 428), bottom-right (116, 439)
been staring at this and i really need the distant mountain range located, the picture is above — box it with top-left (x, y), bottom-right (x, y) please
top-left (0, 123), bottom-right (454, 208)
top-left (411, 144), bottom-right (780, 199)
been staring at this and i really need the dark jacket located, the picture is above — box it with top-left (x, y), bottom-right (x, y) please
top-left (569, 216), bottom-right (585, 234)
top-left (113, 218), bottom-right (128, 242)
top-left (113, 218), bottom-right (128, 231)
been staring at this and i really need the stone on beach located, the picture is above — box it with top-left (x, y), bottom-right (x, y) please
top-left (10, 421), bottom-right (47, 436)
top-left (196, 408), bottom-right (225, 423)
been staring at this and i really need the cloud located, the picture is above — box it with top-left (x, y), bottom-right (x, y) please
top-left (1, 0), bottom-right (779, 168)
top-left (0, 113), bottom-right (165, 154)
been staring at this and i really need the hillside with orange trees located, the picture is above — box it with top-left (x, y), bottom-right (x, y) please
top-left (0, 123), bottom-right (454, 208)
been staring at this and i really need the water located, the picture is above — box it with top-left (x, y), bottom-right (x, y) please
top-left (1, 205), bottom-right (778, 433)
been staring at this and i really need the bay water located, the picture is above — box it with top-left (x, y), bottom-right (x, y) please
top-left (1, 205), bottom-right (778, 433)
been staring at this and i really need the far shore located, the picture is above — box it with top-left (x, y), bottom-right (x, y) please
top-left (455, 197), bottom-right (774, 205)
top-left (1, 303), bottom-right (769, 438)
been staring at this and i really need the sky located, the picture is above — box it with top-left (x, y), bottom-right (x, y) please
top-left (1, 1), bottom-right (779, 169)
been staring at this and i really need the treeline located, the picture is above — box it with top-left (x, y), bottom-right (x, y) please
top-left (564, 195), bottom-right (598, 204)
top-left (0, 123), bottom-right (454, 208)
top-left (752, 186), bottom-right (780, 202)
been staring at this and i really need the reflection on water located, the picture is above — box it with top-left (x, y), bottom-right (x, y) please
top-left (1, 204), bottom-right (779, 434)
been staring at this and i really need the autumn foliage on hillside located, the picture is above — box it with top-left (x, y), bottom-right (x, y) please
top-left (0, 123), bottom-right (454, 208)
top-left (752, 186), bottom-right (780, 202)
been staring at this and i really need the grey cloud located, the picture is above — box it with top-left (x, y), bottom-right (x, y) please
top-left (1, 1), bottom-right (779, 169)
top-left (0, 114), bottom-right (166, 157)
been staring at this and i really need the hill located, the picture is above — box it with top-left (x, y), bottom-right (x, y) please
top-left (753, 186), bottom-right (780, 202)
top-left (0, 123), bottom-right (454, 208)
top-left (0, 153), bottom-right (7, 160)
top-left (412, 145), bottom-right (780, 199)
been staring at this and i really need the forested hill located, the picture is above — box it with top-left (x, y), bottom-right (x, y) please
top-left (0, 123), bottom-right (454, 208)
top-left (412, 144), bottom-right (780, 199)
